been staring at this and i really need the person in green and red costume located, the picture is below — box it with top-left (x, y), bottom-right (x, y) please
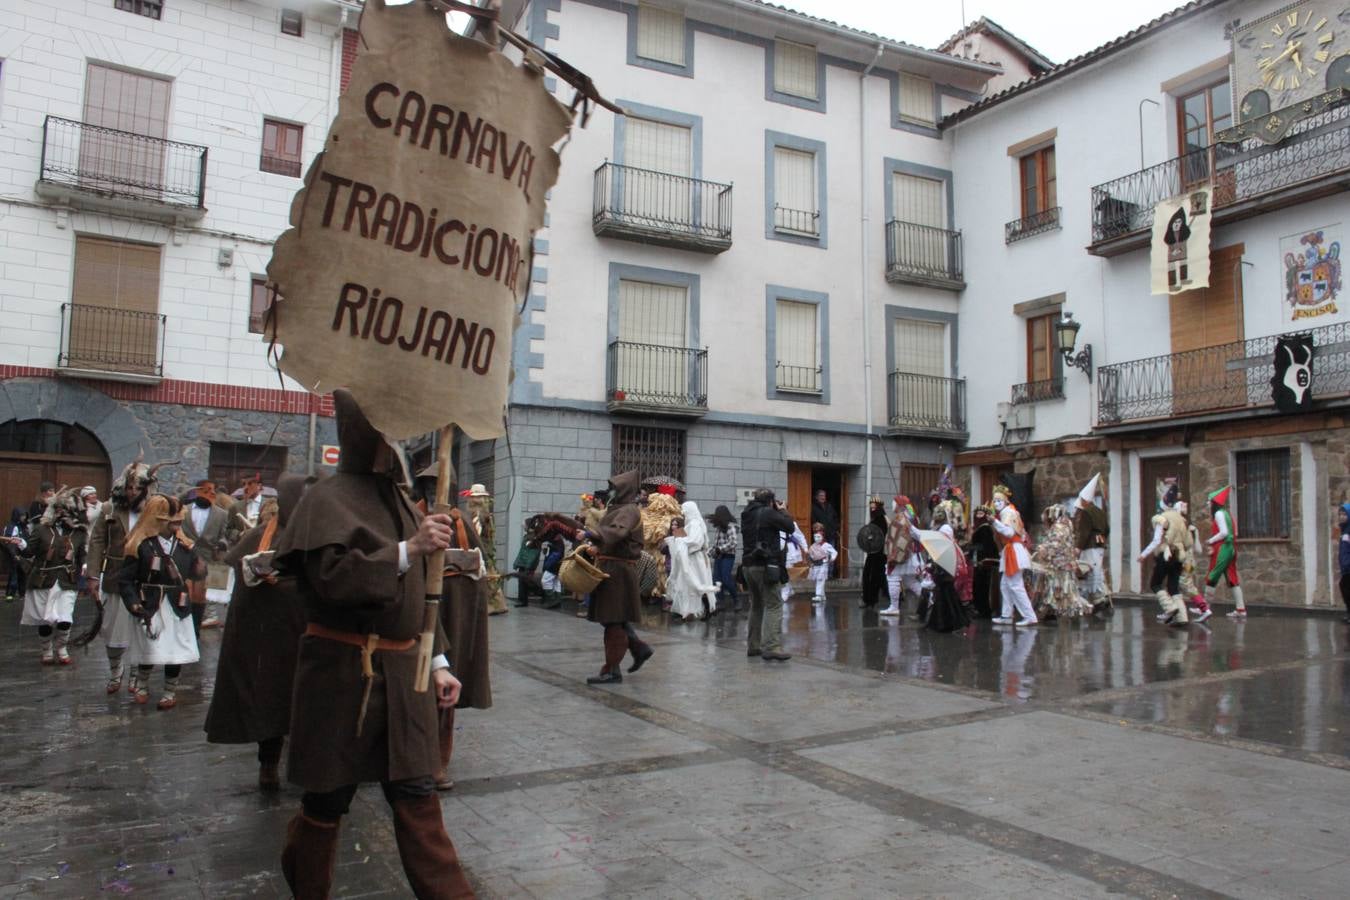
top-left (1204, 485), bottom-right (1246, 619)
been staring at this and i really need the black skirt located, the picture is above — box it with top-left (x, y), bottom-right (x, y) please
top-left (925, 575), bottom-right (971, 633)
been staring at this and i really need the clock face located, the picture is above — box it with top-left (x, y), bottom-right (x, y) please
top-left (1232, 2), bottom-right (1350, 123)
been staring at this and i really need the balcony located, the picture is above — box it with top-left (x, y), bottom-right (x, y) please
top-left (885, 221), bottom-right (964, 291)
top-left (57, 303), bottom-right (165, 383)
top-left (592, 162), bottom-right (732, 254)
top-left (774, 362), bottom-right (822, 395)
top-left (36, 116), bottom-right (207, 224)
top-left (887, 372), bottom-right (967, 440)
top-left (606, 340), bottom-right (708, 416)
top-left (1096, 321), bottom-right (1350, 429)
top-left (1011, 377), bottom-right (1064, 405)
top-left (1089, 104), bottom-right (1349, 256)
top-left (1005, 207), bottom-right (1061, 244)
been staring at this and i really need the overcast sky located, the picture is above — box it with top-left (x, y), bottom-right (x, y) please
top-left (776, 0), bottom-right (1189, 63)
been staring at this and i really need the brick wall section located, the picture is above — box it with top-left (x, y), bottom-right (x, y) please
top-left (341, 28), bottom-right (360, 93)
top-left (0, 365), bottom-right (333, 417)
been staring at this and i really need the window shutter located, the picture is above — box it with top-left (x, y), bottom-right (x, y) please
top-left (892, 319), bottom-right (945, 376)
top-left (774, 40), bottom-right (818, 100)
top-left (892, 173), bottom-right (945, 229)
top-left (623, 118), bottom-right (691, 176)
top-left (773, 147), bottom-right (817, 234)
top-left (898, 73), bottom-right (934, 124)
top-left (776, 299), bottom-right (819, 391)
top-left (617, 280), bottom-right (688, 347)
top-left (636, 4), bottom-right (685, 65)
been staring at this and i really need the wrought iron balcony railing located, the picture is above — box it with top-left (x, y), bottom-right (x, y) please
top-left (887, 371), bottom-right (966, 436)
top-left (1005, 207), bottom-right (1061, 243)
top-left (1096, 320), bottom-right (1350, 427)
top-left (1090, 104), bottom-right (1350, 247)
top-left (772, 205), bottom-right (820, 237)
top-left (1011, 377), bottom-right (1064, 405)
top-left (39, 116), bottom-right (207, 209)
top-left (58, 303), bottom-right (166, 379)
top-left (606, 340), bottom-right (708, 414)
top-left (885, 220), bottom-right (964, 289)
top-left (593, 162), bottom-right (732, 253)
top-left (775, 362), bottom-right (822, 394)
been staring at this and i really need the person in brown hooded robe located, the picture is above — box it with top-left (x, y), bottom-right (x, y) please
top-left (203, 473), bottom-right (312, 791)
top-left (581, 470), bottom-right (653, 684)
top-left (272, 389), bottom-right (472, 900)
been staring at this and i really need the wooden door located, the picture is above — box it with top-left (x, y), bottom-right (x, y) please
top-left (1139, 456), bottom-right (1189, 551)
top-left (900, 463), bottom-right (941, 513)
top-left (1169, 243), bottom-right (1245, 415)
top-left (786, 463), bottom-right (812, 539)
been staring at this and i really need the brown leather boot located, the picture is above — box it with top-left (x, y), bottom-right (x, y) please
top-left (280, 812), bottom-right (340, 900)
top-left (389, 794), bottom-right (475, 899)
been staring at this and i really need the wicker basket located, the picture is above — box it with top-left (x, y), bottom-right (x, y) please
top-left (560, 549), bottom-right (608, 594)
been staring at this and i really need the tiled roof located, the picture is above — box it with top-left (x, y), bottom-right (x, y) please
top-left (937, 16), bottom-right (1055, 72)
top-left (942, 0), bottom-right (1230, 126)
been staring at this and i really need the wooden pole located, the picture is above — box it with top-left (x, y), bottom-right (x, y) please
top-left (414, 423), bottom-right (454, 693)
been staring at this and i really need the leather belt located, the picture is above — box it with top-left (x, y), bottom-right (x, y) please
top-left (304, 623), bottom-right (417, 738)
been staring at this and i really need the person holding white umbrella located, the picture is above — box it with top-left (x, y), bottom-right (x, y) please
top-left (910, 507), bottom-right (970, 633)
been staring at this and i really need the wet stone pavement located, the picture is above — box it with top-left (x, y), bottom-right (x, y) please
top-left (1, 591), bottom-right (1349, 898)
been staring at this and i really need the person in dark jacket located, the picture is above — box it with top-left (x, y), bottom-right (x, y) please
top-left (740, 489), bottom-right (798, 661)
top-left (859, 497), bottom-right (889, 609)
top-left (1339, 502), bottom-right (1350, 625)
top-left (581, 470), bottom-right (652, 684)
top-left (966, 505), bottom-right (1000, 619)
top-left (2, 507), bottom-right (29, 601)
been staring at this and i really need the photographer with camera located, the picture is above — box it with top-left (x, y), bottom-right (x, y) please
top-left (739, 489), bottom-right (798, 662)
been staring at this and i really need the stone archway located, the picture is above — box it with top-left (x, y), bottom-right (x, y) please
top-left (0, 377), bottom-right (150, 474)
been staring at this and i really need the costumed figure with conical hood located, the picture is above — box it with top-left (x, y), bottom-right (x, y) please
top-left (989, 484), bottom-right (1038, 626)
top-left (18, 487), bottom-right (88, 665)
top-left (271, 389), bottom-right (473, 899)
top-left (1072, 473), bottom-right (1111, 612)
top-left (1137, 483), bottom-right (1190, 627)
top-left (579, 469), bottom-right (655, 683)
top-left (205, 474), bottom-right (313, 790)
top-left (85, 457), bottom-right (168, 692)
top-left (880, 495), bottom-right (921, 617)
top-left (1204, 485), bottom-right (1246, 619)
top-left (1032, 503), bottom-right (1093, 620)
top-left (116, 494), bottom-right (204, 707)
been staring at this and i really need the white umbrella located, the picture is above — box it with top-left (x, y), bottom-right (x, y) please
top-left (913, 528), bottom-right (960, 577)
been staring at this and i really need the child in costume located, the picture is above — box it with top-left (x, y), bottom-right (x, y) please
top-left (807, 523), bottom-right (837, 604)
top-left (1204, 485), bottom-right (1245, 618)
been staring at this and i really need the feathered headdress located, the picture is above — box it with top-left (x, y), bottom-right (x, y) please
top-left (991, 484), bottom-right (1014, 504)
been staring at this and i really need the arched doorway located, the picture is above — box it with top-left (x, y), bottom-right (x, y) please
top-left (0, 419), bottom-right (112, 519)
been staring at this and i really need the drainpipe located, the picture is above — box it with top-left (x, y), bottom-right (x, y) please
top-left (861, 43), bottom-right (883, 508)
top-left (307, 409), bottom-right (317, 475)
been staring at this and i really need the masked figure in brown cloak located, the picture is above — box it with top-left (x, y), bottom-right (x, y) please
top-left (581, 470), bottom-right (653, 683)
top-left (204, 473), bottom-right (313, 791)
top-left (273, 389), bottom-right (472, 899)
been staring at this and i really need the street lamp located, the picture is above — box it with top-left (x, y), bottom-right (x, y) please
top-left (1056, 311), bottom-right (1093, 382)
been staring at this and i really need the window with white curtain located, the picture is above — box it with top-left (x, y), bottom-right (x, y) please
top-left (773, 147), bottom-right (818, 236)
top-left (636, 4), bottom-right (686, 66)
top-left (773, 39), bottom-right (818, 100)
top-left (775, 299), bottom-right (820, 393)
top-left (892, 318), bottom-right (946, 376)
top-left (617, 279), bottom-right (689, 399)
top-left (621, 117), bottom-right (692, 224)
top-left (898, 72), bottom-right (935, 125)
top-left (892, 172), bottom-right (947, 270)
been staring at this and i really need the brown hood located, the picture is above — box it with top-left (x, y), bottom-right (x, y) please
top-left (609, 469), bottom-right (639, 506)
top-left (275, 473), bottom-right (316, 528)
top-left (333, 389), bottom-right (382, 474)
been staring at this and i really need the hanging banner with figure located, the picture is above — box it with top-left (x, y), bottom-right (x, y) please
top-left (1150, 187), bottom-right (1212, 296)
top-left (1271, 333), bottom-right (1315, 413)
top-left (266, 0), bottom-right (575, 440)
top-left (1280, 225), bottom-right (1343, 323)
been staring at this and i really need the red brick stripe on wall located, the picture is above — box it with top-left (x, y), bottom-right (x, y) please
top-left (0, 366), bottom-right (334, 417)
top-left (341, 28), bottom-right (360, 93)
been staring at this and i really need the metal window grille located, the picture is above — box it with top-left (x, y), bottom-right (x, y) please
top-left (114, 0), bottom-right (163, 19)
top-left (1235, 448), bottom-right (1291, 539)
top-left (281, 8), bottom-right (303, 36)
top-left (473, 450), bottom-right (496, 496)
top-left (611, 425), bottom-right (685, 485)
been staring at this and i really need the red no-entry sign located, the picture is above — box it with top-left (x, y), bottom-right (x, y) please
top-left (321, 445), bottom-right (340, 467)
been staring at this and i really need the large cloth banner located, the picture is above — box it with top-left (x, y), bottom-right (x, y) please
top-left (1280, 225), bottom-right (1343, 323)
top-left (1150, 187), bottom-right (1212, 296)
top-left (267, 0), bottom-right (573, 439)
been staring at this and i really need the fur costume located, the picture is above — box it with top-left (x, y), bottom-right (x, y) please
top-left (640, 491), bottom-right (683, 598)
top-left (1031, 505), bottom-right (1092, 618)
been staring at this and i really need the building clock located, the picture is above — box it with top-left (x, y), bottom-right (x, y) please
top-left (1225, 1), bottom-right (1349, 142)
